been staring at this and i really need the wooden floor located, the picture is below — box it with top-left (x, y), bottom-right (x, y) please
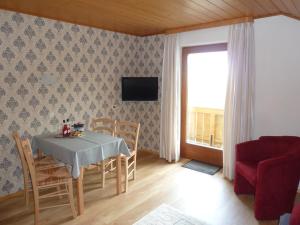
top-left (0, 151), bottom-right (292, 225)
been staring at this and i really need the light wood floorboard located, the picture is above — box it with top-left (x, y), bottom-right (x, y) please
top-left (0, 151), bottom-right (296, 225)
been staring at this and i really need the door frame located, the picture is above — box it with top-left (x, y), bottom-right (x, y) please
top-left (181, 43), bottom-right (227, 167)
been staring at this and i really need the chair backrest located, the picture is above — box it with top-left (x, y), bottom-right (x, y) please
top-left (12, 132), bottom-right (29, 176)
top-left (115, 120), bottom-right (140, 152)
top-left (91, 118), bottom-right (116, 136)
top-left (259, 136), bottom-right (300, 143)
top-left (259, 136), bottom-right (300, 157)
top-left (21, 139), bottom-right (37, 188)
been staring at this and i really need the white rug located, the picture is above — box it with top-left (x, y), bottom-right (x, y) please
top-left (133, 204), bottom-right (209, 225)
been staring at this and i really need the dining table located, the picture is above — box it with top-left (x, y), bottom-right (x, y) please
top-left (31, 130), bottom-right (131, 215)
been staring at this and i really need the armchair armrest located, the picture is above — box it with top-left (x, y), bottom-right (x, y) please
top-left (254, 154), bottom-right (300, 218)
top-left (257, 153), bottom-right (300, 196)
top-left (258, 154), bottom-right (300, 179)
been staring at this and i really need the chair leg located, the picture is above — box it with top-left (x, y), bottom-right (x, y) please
top-left (33, 190), bottom-right (40, 225)
top-left (25, 186), bottom-right (30, 207)
top-left (67, 179), bottom-right (77, 219)
top-left (97, 164), bottom-right (101, 172)
top-left (24, 173), bottom-right (31, 207)
top-left (57, 185), bottom-right (63, 199)
top-left (101, 162), bottom-right (105, 188)
top-left (132, 156), bottom-right (137, 180)
top-left (124, 159), bottom-right (128, 193)
top-left (37, 149), bottom-right (43, 160)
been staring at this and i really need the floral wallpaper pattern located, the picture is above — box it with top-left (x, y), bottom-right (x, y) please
top-left (0, 9), bottom-right (164, 196)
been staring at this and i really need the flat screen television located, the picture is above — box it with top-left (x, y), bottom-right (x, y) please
top-left (122, 77), bottom-right (158, 101)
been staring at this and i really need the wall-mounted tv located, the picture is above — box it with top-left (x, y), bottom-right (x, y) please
top-left (122, 77), bottom-right (158, 101)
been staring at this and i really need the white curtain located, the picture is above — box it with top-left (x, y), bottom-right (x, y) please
top-left (223, 22), bottom-right (255, 180)
top-left (160, 34), bottom-right (181, 162)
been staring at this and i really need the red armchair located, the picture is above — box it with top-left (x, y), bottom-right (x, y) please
top-left (234, 136), bottom-right (300, 220)
top-left (290, 203), bottom-right (300, 225)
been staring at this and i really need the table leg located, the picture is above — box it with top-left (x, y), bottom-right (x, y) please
top-left (37, 148), bottom-right (43, 159)
top-left (77, 167), bottom-right (84, 215)
top-left (116, 154), bottom-right (122, 195)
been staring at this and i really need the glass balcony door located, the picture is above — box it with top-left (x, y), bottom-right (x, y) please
top-left (181, 43), bottom-right (228, 166)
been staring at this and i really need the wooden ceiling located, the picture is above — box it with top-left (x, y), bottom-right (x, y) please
top-left (0, 0), bottom-right (300, 36)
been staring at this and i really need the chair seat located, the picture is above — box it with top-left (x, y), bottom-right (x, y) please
top-left (120, 150), bottom-right (135, 159)
top-left (34, 155), bottom-right (65, 169)
top-left (36, 166), bottom-right (71, 186)
top-left (236, 161), bottom-right (258, 186)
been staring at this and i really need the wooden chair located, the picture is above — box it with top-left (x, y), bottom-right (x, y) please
top-left (12, 132), bottom-right (64, 207)
top-left (90, 117), bottom-right (116, 135)
top-left (115, 120), bottom-right (140, 192)
top-left (21, 139), bottom-right (77, 225)
top-left (90, 117), bottom-right (117, 188)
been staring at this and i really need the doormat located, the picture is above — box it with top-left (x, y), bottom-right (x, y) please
top-left (182, 160), bottom-right (221, 175)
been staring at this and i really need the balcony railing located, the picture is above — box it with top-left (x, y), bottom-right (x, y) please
top-left (186, 107), bottom-right (224, 149)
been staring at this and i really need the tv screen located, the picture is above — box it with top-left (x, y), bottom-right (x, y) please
top-left (122, 77), bottom-right (158, 101)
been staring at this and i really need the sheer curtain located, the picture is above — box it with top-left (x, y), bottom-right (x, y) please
top-left (223, 22), bottom-right (255, 180)
top-left (160, 34), bottom-right (181, 162)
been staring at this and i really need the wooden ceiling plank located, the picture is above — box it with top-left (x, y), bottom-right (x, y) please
top-left (178, 0), bottom-right (225, 21)
top-left (128, 0), bottom-right (215, 23)
top-left (0, 0), bottom-right (299, 36)
top-left (0, 0), bottom-right (68, 14)
top-left (72, 1), bottom-right (168, 34)
top-left (180, 0), bottom-right (226, 21)
top-left (80, 0), bottom-right (180, 27)
top-left (237, 0), bottom-right (268, 16)
top-left (157, 0), bottom-right (225, 24)
top-left (0, 0), bottom-right (119, 32)
top-left (254, 0), bottom-right (279, 14)
top-left (208, 0), bottom-right (244, 17)
top-left (171, 0), bottom-right (218, 22)
top-left (58, 0), bottom-right (165, 35)
top-left (133, 0), bottom-right (211, 24)
top-left (281, 0), bottom-right (300, 15)
top-left (111, 0), bottom-right (206, 26)
top-left (190, 0), bottom-right (234, 19)
top-left (223, 0), bottom-right (252, 15)
top-left (155, 0), bottom-right (213, 23)
top-left (270, 0), bottom-right (289, 13)
top-left (165, 16), bottom-right (253, 34)
top-left (292, 0), bottom-right (300, 14)
top-left (88, 0), bottom-right (219, 33)
top-left (61, 4), bottom-right (153, 35)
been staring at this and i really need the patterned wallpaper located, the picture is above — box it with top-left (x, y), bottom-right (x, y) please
top-left (0, 9), bottom-right (164, 196)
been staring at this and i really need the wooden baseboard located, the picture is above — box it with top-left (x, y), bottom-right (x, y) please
top-left (139, 148), bottom-right (159, 156)
top-left (0, 190), bottom-right (23, 202)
